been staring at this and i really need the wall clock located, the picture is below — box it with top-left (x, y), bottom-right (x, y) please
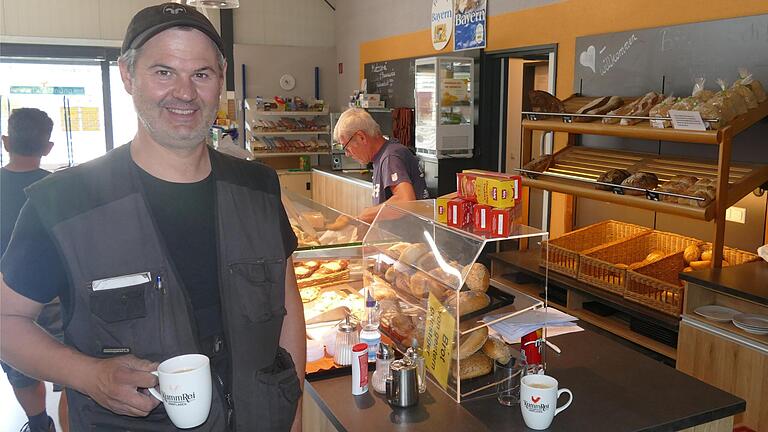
top-left (279, 74), bottom-right (296, 91)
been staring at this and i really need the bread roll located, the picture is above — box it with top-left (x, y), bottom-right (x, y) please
top-left (446, 291), bottom-right (491, 316)
top-left (416, 252), bottom-right (439, 272)
top-left (387, 242), bottom-right (411, 257)
top-left (684, 245), bottom-right (701, 264)
top-left (620, 172), bottom-right (659, 195)
top-left (384, 266), bottom-right (397, 283)
top-left (482, 335), bottom-right (512, 365)
top-left (399, 243), bottom-right (429, 266)
top-left (410, 272), bottom-right (449, 299)
top-left (453, 352), bottom-right (493, 380)
top-left (453, 325), bottom-right (488, 360)
top-left (690, 260), bottom-right (712, 270)
top-left (325, 214), bottom-right (351, 231)
top-left (596, 169), bottom-right (632, 191)
top-left (463, 263), bottom-right (490, 292)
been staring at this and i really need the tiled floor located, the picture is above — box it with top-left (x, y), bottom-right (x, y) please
top-left (0, 376), bottom-right (63, 432)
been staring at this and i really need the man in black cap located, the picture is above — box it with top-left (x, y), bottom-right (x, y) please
top-left (0, 4), bottom-right (305, 432)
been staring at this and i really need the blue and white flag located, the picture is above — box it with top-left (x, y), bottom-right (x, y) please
top-left (453, 0), bottom-right (486, 51)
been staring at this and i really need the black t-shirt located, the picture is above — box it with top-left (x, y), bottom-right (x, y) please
top-left (1, 167), bottom-right (49, 256)
top-left (135, 164), bottom-right (221, 340)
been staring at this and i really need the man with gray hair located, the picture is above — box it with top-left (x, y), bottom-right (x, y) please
top-left (333, 108), bottom-right (429, 222)
top-left (1, 4), bottom-right (305, 431)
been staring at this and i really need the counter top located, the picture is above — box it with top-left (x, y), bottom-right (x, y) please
top-left (312, 167), bottom-right (373, 188)
top-left (680, 260), bottom-right (768, 306)
top-left (306, 329), bottom-right (744, 432)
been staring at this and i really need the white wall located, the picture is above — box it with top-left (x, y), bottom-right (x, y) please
top-left (333, 0), bottom-right (562, 111)
top-left (234, 0), bottom-right (334, 47)
top-left (0, 0), bottom-right (220, 45)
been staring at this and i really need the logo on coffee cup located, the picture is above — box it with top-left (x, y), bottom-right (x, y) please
top-left (161, 391), bottom-right (197, 406)
top-left (523, 395), bottom-right (551, 414)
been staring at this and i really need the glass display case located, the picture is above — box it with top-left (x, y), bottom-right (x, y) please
top-left (362, 200), bottom-right (548, 402)
top-left (414, 57), bottom-right (474, 159)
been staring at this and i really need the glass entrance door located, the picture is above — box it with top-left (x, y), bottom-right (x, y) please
top-left (0, 61), bottom-right (107, 170)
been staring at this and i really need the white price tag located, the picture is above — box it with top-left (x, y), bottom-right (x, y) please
top-left (668, 110), bottom-right (707, 131)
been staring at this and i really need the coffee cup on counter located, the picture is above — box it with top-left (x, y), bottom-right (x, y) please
top-left (147, 354), bottom-right (212, 429)
top-left (519, 374), bottom-right (573, 430)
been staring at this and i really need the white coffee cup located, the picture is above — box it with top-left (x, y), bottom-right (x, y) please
top-left (520, 374), bottom-right (573, 430)
top-left (148, 354), bottom-right (212, 429)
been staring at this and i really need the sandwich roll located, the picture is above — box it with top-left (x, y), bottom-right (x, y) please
top-left (482, 335), bottom-right (513, 365)
top-left (453, 352), bottom-right (494, 380)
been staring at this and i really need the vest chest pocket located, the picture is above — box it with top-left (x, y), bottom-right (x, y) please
top-left (228, 259), bottom-right (287, 323)
top-left (90, 285), bottom-right (147, 323)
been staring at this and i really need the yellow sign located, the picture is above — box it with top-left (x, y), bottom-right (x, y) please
top-left (60, 107), bottom-right (101, 132)
top-left (424, 292), bottom-right (456, 390)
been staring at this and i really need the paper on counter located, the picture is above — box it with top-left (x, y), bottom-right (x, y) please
top-left (489, 325), bottom-right (584, 345)
top-left (482, 308), bottom-right (579, 344)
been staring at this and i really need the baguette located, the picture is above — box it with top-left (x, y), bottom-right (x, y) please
top-left (576, 96), bottom-right (623, 122)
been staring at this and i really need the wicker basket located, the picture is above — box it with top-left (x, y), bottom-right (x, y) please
top-left (625, 252), bottom-right (687, 316)
top-left (625, 244), bottom-right (759, 316)
top-left (698, 243), bottom-right (760, 266)
top-left (578, 230), bottom-right (700, 295)
top-left (540, 220), bottom-right (650, 278)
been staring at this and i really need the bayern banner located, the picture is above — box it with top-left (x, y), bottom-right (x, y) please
top-left (454, 0), bottom-right (486, 51)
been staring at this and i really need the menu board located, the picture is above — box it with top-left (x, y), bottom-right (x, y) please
top-left (364, 58), bottom-right (415, 108)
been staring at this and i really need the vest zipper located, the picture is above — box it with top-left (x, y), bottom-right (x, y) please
top-left (216, 184), bottom-right (236, 430)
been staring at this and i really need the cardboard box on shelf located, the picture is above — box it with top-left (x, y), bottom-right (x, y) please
top-left (447, 198), bottom-right (474, 228)
top-left (436, 192), bottom-right (458, 224)
top-left (473, 204), bottom-right (493, 233)
top-left (358, 93), bottom-right (381, 102)
top-left (475, 177), bottom-right (518, 208)
top-left (490, 207), bottom-right (513, 238)
top-left (463, 169), bottom-right (521, 201)
top-left (360, 100), bottom-right (385, 108)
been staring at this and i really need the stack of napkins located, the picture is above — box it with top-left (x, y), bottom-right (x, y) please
top-left (483, 308), bottom-right (579, 343)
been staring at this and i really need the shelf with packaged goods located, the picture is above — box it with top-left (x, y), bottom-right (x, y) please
top-left (364, 200), bottom-right (549, 403)
top-left (244, 98), bottom-right (329, 116)
top-left (251, 150), bottom-right (329, 158)
top-left (250, 129), bottom-right (330, 137)
top-left (521, 95), bottom-right (768, 267)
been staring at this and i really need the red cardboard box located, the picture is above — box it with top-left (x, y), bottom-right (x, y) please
top-left (456, 173), bottom-right (478, 202)
top-left (473, 204), bottom-right (493, 233)
top-left (490, 207), bottom-right (513, 238)
top-left (447, 198), bottom-right (474, 228)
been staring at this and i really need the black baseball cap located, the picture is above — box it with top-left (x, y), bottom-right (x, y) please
top-left (121, 3), bottom-right (225, 55)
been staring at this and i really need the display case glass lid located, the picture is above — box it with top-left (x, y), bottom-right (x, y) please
top-left (281, 190), bottom-right (369, 253)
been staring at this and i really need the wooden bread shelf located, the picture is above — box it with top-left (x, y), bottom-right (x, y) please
top-left (521, 95), bottom-right (768, 268)
top-left (520, 146), bottom-right (768, 221)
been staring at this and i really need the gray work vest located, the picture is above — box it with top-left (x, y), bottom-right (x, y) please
top-left (27, 145), bottom-right (301, 431)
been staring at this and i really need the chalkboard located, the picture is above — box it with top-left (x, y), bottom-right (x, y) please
top-left (572, 14), bottom-right (768, 163)
top-left (364, 58), bottom-right (416, 108)
top-left (573, 14), bottom-right (768, 99)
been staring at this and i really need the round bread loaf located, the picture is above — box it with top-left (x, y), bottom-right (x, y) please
top-left (446, 291), bottom-right (491, 317)
top-left (453, 324), bottom-right (488, 360)
top-left (453, 352), bottom-right (493, 380)
top-left (463, 263), bottom-right (490, 292)
top-left (620, 172), bottom-right (659, 196)
top-left (399, 243), bottom-right (429, 266)
top-left (482, 335), bottom-right (512, 365)
top-left (595, 168), bottom-right (632, 191)
top-left (416, 252), bottom-right (439, 272)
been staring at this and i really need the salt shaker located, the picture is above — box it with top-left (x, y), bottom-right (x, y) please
top-left (371, 343), bottom-right (394, 394)
top-left (333, 314), bottom-right (359, 366)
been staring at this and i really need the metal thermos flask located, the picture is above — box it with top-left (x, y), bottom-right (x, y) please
top-left (386, 358), bottom-right (419, 408)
